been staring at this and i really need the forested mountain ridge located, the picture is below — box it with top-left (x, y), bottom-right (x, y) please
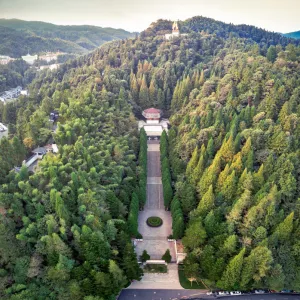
top-left (0, 19), bottom-right (135, 57)
top-left (284, 30), bottom-right (300, 39)
top-left (143, 17), bottom-right (300, 48)
top-left (1, 16), bottom-right (300, 298)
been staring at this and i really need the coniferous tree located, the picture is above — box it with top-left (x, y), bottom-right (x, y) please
top-left (162, 249), bottom-right (172, 263)
top-left (149, 78), bottom-right (157, 107)
top-left (218, 248), bottom-right (245, 290)
top-left (197, 185), bottom-right (215, 217)
top-left (140, 250), bottom-right (150, 262)
top-left (267, 45), bottom-right (277, 63)
top-left (191, 154), bottom-right (205, 186)
top-left (186, 146), bottom-right (199, 178)
top-left (122, 243), bottom-right (143, 281)
top-left (207, 138), bottom-right (215, 159)
top-left (139, 75), bottom-right (150, 109)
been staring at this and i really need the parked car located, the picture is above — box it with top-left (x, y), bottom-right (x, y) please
top-left (218, 291), bottom-right (230, 296)
top-left (230, 291), bottom-right (242, 295)
top-left (240, 291), bottom-right (249, 294)
top-left (254, 290), bottom-right (266, 294)
top-left (206, 291), bottom-right (213, 296)
top-left (281, 290), bottom-right (293, 293)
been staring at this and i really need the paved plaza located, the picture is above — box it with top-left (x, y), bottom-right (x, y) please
top-left (129, 264), bottom-right (182, 289)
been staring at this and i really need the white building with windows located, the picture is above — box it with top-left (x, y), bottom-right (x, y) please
top-left (0, 55), bottom-right (14, 65)
top-left (0, 86), bottom-right (22, 104)
top-left (40, 63), bottom-right (60, 71)
top-left (39, 51), bottom-right (64, 63)
top-left (22, 54), bottom-right (38, 65)
top-left (0, 123), bottom-right (8, 140)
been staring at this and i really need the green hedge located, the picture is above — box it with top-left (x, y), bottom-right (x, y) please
top-left (146, 216), bottom-right (163, 227)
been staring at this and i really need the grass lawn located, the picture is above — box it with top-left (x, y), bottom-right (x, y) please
top-left (144, 264), bottom-right (167, 273)
top-left (178, 266), bottom-right (206, 289)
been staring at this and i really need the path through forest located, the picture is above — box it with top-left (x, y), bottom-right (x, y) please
top-left (129, 139), bottom-right (181, 289)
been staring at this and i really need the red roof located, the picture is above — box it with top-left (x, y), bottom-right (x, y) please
top-left (143, 108), bottom-right (161, 114)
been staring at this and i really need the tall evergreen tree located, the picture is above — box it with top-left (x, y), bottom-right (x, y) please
top-left (197, 185), bottom-right (215, 217)
top-left (219, 248), bottom-right (245, 290)
top-left (139, 75), bottom-right (150, 108)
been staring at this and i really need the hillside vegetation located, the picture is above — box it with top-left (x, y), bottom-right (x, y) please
top-left (0, 19), bottom-right (135, 57)
top-left (0, 16), bottom-right (300, 298)
top-left (169, 43), bottom-right (300, 291)
top-left (284, 31), bottom-right (300, 40)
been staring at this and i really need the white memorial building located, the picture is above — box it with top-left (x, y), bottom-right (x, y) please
top-left (138, 108), bottom-right (169, 137)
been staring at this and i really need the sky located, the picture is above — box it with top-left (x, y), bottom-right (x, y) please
top-left (0, 0), bottom-right (299, 33)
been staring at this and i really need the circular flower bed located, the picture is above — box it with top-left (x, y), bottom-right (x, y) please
top-left (146, 216), bottom-right (163, 227)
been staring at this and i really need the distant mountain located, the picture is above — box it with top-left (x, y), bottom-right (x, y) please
top-left (284, 30), bottom-right (300, 39)
top-left (0, 19), bottom-right (135, 57)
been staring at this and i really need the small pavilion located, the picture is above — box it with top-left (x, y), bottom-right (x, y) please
top-left (142, 108), bottom-right (161, 124)
top-left (139, 108), bottom-right (169, 137)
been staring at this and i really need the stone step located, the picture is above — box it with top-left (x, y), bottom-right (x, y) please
top-left (142, 236), bottom-right (168, 240)
top-left (147, 177), bottom-right (162, 184)
top-left (147, 144), bottom-right (160, 152)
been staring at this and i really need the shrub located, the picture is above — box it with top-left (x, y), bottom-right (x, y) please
top-left (146, 216), bottom-right (163, 227)
top-left (136, 232), bottom-right (143, 239)
top-left (140, 250), bottom-right (150, 262)
top-left (162, 249), bottom-right (172, 263)
top-left (144, 264), bottom-right (167, 273)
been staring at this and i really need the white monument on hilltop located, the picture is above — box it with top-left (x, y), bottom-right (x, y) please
top-left (165, 21), bottom-right (180, 40)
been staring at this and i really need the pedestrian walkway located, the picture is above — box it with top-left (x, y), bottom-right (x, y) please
top-left (128, 140), bottom-right (180, 289)
top-left (129, 264), bottom-right (182, 289)
top-left (134, 140), bottom-right (174, 259)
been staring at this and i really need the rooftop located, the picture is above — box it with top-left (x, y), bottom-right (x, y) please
top-left (143, 108), bottom-right (161, 114)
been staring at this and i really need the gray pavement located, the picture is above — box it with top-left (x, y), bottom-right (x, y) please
top-left (118, 292), bottom-right (300, 300)
top-left (129, 139), bottom-right (178, 289)
top-left (119, 289), bottom-right (207, 300)
top-left (213, 295), bottom-right (300, 300)
top-left (128, 264), bottom-right (182, 289)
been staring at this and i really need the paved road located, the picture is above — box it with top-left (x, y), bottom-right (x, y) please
top-left (119, 289), bottom-right (206, 300)
top-left (213, 295), bottom-right (300, 300)
top-left (118, 292), bottom-right (300, 300)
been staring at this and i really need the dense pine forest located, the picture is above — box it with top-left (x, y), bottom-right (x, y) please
top-left (1, 16), bottom-right (300, 298)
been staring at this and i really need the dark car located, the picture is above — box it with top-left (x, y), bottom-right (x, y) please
top-left (281, 290), bottom-right (294, 293)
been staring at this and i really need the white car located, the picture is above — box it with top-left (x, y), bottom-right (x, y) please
top-left (206, 291), bottom-right (213, 296)
top-left (218, 291), bottom-right (230, 296)
top-left (230, 291), bottom-right (242, 295)
top-left (254, 290), bottom-right (265, 294)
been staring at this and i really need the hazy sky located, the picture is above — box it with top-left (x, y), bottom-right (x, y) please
top-left (0, 0), bottom-right (299, 33)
